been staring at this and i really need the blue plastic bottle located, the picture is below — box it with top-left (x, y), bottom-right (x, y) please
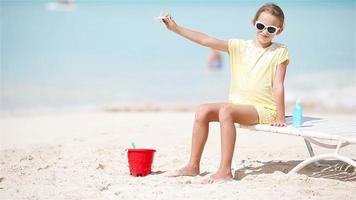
top-left (293, 99), bottom-right (303, 128)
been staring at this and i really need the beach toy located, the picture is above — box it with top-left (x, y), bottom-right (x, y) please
top-left (127, 148), bottom-right (156, 177)
top-left (131, 142), bottom-right (137, 149)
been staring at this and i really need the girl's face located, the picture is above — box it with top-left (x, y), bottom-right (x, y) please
top-left (254, 11), bottom-right (283, 45)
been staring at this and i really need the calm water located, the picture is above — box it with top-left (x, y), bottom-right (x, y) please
top-left (1, 1), bottom-right (355, 112)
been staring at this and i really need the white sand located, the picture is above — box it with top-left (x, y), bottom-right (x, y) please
top-left (1, 111), bottom-right (355, 199)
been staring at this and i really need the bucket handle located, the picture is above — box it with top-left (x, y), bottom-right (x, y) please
top-left (124, 149), bottom-right (130, 168)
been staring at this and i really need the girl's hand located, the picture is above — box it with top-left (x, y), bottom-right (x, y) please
top-left (161, 14), bottom-right (178, 32)
top-left (270, 119), bottom-right (286, 127)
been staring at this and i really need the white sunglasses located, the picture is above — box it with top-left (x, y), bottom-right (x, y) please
top-left (255, 21), bottom-right (280, 34)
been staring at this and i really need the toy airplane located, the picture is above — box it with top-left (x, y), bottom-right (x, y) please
top-left (154, 11), bottom-right (170, 20)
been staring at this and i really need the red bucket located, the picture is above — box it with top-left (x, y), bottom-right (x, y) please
top-left (127, 149), bottom-right (156, 177)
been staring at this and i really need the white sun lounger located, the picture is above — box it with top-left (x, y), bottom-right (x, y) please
top-left (233, 116), bottom-right (356, 174)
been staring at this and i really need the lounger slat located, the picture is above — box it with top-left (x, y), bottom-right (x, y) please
top-left (236, 117), bottom-right (356, 144)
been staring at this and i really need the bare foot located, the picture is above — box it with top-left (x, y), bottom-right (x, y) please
top-left (201, 171), bottom-right (233, 184)
top-left (165, 165), bottom-right (200, 177)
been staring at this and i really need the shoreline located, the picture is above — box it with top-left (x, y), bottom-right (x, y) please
top-left (1, 101), bottom-right (355, 118)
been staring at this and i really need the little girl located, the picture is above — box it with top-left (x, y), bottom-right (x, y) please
top-left (161, 3), bottom-right (290, 183)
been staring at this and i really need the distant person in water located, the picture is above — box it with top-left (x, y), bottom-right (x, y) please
top-left (58, 0), bottom-right (74, 5)
top-left (46, 0), bottom-right (75, 11)
top-left (207, 48), bottom-right (223, 70)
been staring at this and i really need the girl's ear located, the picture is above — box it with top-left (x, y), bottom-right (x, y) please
top-left (277, 27), bottom-right (284, 35)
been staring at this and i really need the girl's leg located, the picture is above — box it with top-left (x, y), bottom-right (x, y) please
top-left (203, 103), bottom-right (259, 183)
top-left (167, 102), bottom-right (228, 177)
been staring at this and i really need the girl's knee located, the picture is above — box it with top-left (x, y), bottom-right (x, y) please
top-left (195, 104), bottom-right (213, 123)
top-left (219, 105), bottom-right (234, 122)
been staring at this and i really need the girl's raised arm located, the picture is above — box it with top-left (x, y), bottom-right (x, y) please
top-left (161, 14), bottom-right (228, 52)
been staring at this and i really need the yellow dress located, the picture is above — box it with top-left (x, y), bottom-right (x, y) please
top-left (228, 39), bottom-right (290, 123)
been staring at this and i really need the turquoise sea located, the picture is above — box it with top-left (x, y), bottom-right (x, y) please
top-left (1, 0), bottom-right (355, 112)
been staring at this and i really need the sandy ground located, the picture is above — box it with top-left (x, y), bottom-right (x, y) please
top-left (0, 111), bottom-right (355, 200)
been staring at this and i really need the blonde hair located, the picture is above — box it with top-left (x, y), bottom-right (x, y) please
top-left (253, 3), bottom-right (285, 28)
